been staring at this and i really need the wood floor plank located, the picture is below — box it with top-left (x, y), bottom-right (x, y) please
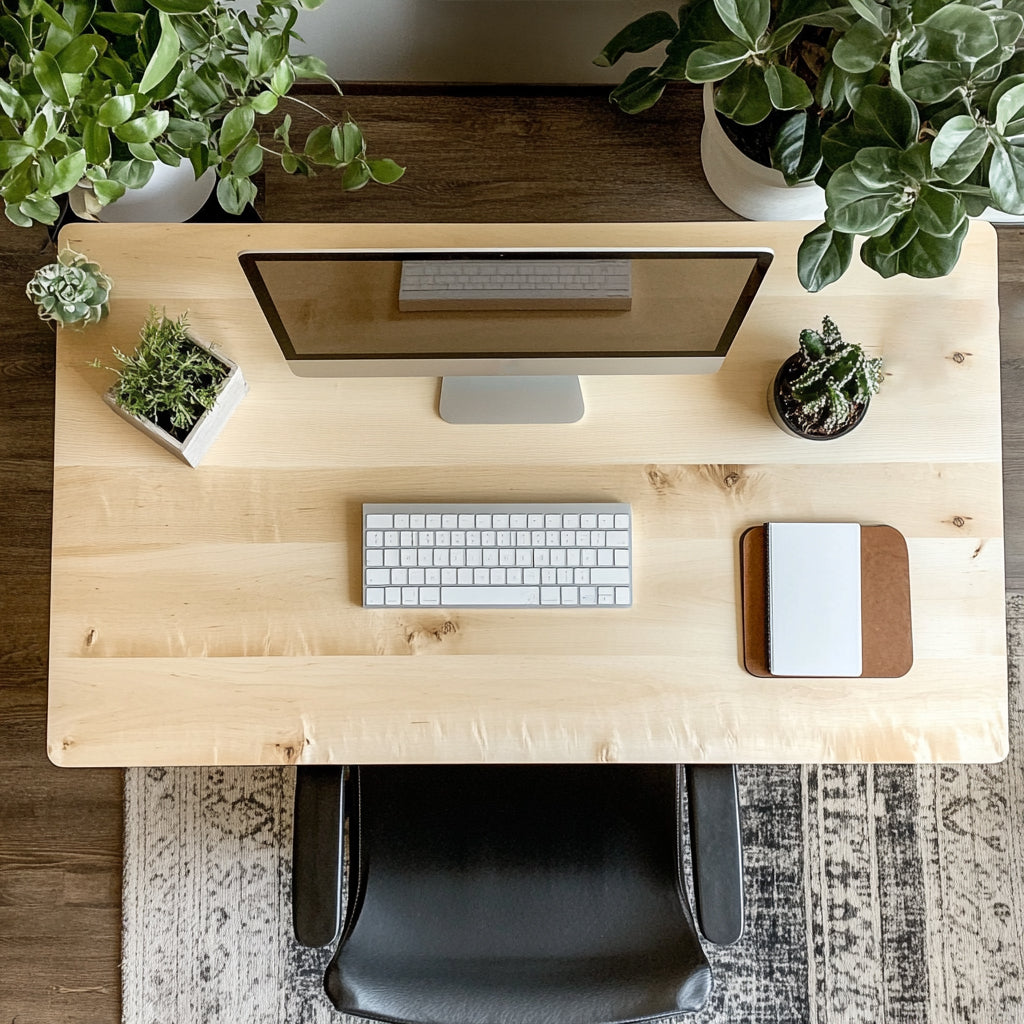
top-left (0, 214), bottom-right (123, 1023)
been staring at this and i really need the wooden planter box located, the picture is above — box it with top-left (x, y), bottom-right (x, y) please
top-left (103, 339), bottom-right (248, 467)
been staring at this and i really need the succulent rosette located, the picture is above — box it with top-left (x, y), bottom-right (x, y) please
top-left (26, 248), bottom-right (112, 327)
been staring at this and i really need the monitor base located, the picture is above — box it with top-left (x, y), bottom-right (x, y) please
top-left (439, 376), bottom-right (584, 424)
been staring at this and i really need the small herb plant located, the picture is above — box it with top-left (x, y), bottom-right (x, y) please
top-left (26, 247), bottom-right (112, 327)
top-left (778, 316), bottom-right (884, 436)
top-left (94, 309), bottom-right (227, 440)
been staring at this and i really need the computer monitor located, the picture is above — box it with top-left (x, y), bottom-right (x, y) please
top-left (238, 246), bottom-right (773, 424)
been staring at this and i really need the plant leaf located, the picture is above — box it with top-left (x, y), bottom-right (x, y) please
top-left (91, 11), bottom-right (144, 33)
top-left (608, 67), bottom-right (667, 114)
top-left (140, 10), bottom-right (180, 93)
top-left (218, 105), bottom-right (254, 156)
top-left (850, 146), bottom-right (903, 189)
top-left (853, 84), bottom-right (920, 149)
top-left (912, 184), bottom-right (965, 236)
top-left (764, 64), bottom-right (813, 110)
top-left (847, 0), bottom-right (889, 31)
top-left (147, 0), bottom-right (213, 12)
top-left (367, 158), bottom-right (405, 184)
top-left (831, 17), bottom-right (889, 74)
top-left (825, 163), bottom-right (905, 235)
top-left (989, 138), bottom-right (1024, 214)
top-left (996, 82), bottom-right (1024, 135)
top-left (861, 218), bottom-right (968, 279)
top-left (685, 40), bottom-right (751, 83)
top-left (593, 11), bottom-right (678, 67)
top-left (713, 63), bottom-right (772, 125)
top-left (899, 63), bottom-right (965, 104)
top-left (0, 141), bottom-right (34, 168)
top-left (770, 110), bottom-right (823, 184)
top-left (911, 3), bottom-right (1000, 63)
top-left (712, 0), bottom-right (769, 48)
top-left (270, 59), bottom-right (295, 98)
top-left (230, 139), bottom-right (263, 177)
top-left (931, 115), bottom-right (990, 183)
top-left (32, 50), bottom-right (70, 107)
top-left (97, 93), bottom-right (136, 127)
top-left (797, 223), bottom-right (855, 292)
top-left (83, 120), bottom-right (112, 163)
top-left (216, 173), bottom-right (257, 215)
top-left (113, 110), bottom-right (170, 144)
top-left (51, 149), bottom-right (87, 192)
top-left (341, 159), bottom-right (371, 190)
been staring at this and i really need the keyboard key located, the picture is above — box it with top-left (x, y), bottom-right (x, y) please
top-left (590, 568), bottom-right (631, 585)
top-left (441, 586), bottom-right (540, 606)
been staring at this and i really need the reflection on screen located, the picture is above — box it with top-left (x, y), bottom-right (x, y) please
top-left (245, 252), bottom-right (765, 361)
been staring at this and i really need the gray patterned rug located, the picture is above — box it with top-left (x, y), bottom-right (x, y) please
top-left (122, 596), bottom-right (1024, 1024)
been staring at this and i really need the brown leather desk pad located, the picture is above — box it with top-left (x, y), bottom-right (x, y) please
top-left (740, 524), bottom-right (913, 678)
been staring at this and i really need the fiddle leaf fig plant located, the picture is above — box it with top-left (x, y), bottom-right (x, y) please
top-left (0, 0), bottom-right (404, 227)
top-left (597, 0), bottom-right (1024, 292)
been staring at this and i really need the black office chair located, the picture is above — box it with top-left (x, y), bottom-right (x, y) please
top-left (293, 763), bottom-right (743, 1024)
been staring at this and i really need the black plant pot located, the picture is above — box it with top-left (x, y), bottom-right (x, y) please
top-left (768, 353), bottom-right (869, 440)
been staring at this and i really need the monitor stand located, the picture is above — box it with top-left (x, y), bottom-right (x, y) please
top-left (439, 376), bottom-right (584, 424)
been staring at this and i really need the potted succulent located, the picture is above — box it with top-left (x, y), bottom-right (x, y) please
top-left (769, 316), bottom-right (883, 440)
top-left (596, 0), bottom-right (1024, 291)
top-left (0, 0), bottom-right (404, 228)
top-left (26, 247), bottom-right (112, 327)
top-left (93, 308), bottom-right (247, 466)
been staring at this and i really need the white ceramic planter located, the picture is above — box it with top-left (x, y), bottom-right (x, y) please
top-left (104, 339), bottom-right (247, 467)
top-left (700, 83), bottom-right (826, 221)
top-left (701, 83), bottom-right (1024, 225)
top-left (71, 160), bottom-right (216, 223)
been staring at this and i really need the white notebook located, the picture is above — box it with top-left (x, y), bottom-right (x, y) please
top-left (766, 522), bottom-right (862, 677)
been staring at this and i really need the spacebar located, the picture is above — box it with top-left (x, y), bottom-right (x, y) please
top-left (440, 586), bottom-right (540, 606)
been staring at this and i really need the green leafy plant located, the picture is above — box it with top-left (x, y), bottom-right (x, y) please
top-left (0, 0), bottom-right (404, 227)
top-left (597, 0), bottom-right (1024, 291)
top-left (94, 308), bottom-right (226, 439)
top-left (778, 315), bottom-right (883, 435)
top-left (26, 246), bottom-right (112, 326)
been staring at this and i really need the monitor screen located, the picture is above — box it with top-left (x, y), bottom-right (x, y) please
top-left (239, 247), bottom-right (773, 423)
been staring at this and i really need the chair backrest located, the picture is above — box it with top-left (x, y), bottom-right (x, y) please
top-left (321, 763), bottom-right (714, 1024)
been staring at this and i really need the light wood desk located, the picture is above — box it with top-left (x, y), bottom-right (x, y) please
top-left (47, 221), bottom-right (1007, 767)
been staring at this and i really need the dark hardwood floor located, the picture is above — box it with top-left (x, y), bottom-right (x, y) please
top-left (1, 85), bottom-right (1021, 1022)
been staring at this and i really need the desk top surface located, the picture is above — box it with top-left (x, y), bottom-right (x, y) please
top-left (47, 220), bottom-right (1007, 767)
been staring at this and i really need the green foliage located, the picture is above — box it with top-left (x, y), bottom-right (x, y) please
top-left (0, 0), bottom-right (404, 226)
top-left (597, 0), bottom-right (1024, 291)
top-left (26, 246), bottom-right (111, 326)
top-left (784, 316), bottom-right (884, 434)
top-left (95, 309), bottom-right (226, 436)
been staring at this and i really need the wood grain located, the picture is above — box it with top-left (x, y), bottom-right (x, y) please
top-left (48, 220), bottom-right (1007, 766)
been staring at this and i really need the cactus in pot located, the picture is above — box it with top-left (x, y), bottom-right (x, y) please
top-left (770, 316), bottom-right (883, 439)
top-left (26, 248), bottom-right (112, 328)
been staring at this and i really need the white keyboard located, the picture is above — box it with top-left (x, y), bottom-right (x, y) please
top-left (362, 503), bottom-right (633, 608)
top-left (398, 259), bottom-right (632, 311)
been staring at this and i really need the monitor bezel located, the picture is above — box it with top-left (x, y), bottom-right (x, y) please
top-left (237, 246), bottom-right (774, 376)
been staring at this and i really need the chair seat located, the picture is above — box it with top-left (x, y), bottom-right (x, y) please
top-left (323, 764), bottom-right (712, 1024)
